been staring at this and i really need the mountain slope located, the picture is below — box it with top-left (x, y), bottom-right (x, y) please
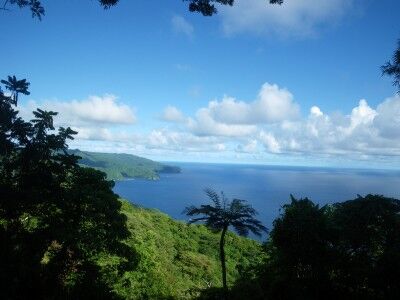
top-left (69, 149), bottom-right (180, 180)
top-left (102, 200), bottom-right (264, 299)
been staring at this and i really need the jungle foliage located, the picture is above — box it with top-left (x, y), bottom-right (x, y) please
top-left (113, 201), bottom-right (263, 299)
top-left (216, 195), bottom-right (400, 300)
top-left (0, 77), bottom-right (136, 299)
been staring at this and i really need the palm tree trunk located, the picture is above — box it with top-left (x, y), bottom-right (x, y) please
top-left (219, 226), bottom-right (228, 293)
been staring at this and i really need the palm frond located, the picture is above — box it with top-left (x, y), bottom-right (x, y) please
top-left (184, 189), bottom-right (266, 238)
top-left (187, 217), bottom-right (209, 224)
top-left (183, 204), bottom-right (218, 216)
top-left (204, 188), bottom-right (221, 209)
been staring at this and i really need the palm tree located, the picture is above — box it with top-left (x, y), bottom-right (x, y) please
top-left (184, 188), bottom-right (267, 292)
top-left (1, 75), bottom-right (30, 105)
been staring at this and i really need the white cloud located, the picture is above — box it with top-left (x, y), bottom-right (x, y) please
top-left (310, 106), bottom-right (323, 117)
top-left (259, 131), bottom-right (281, 153)
top-left (161, 106), bottom-right (187, 123)
top-left (169, 86), bottom-right (400, 159)
top-left (21, 85), bottom-right (400, 166)
top-left (186, 83), bottom-right (298, 138)
top-left (22, 95), bottom-right (136, 126)
top-left (374, 95), bottom-right (400, 139)
top-left (172, 15), bottom-right (194, 38)
top-left (220, 0), bottom-right (353, 37)
top-left (347, 99), bottom-right (377, 132)
top-left (202, 83), bottom-right (299, 125)
top-left (189, 107), bottom-right (258, 137)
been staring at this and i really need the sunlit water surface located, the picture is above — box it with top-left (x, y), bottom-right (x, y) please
top-left (114, 163), bottom-right (400, 238)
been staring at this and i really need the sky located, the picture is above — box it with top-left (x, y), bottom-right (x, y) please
top-left (1, 0), bottom-right (400, 168)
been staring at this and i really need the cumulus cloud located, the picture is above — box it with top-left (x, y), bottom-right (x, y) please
top-left (22, 94), bottom-right (136, 127)
top-left (200, 83), bottom-right (299, 125)
top-left (161, 106), bottom-right (187, 123)
top-left (259, 131), bottom-right (281, 153)
top-left (188, 107), bottom-right (258, 137)
top-left (374, 95), bottom-right (400, 139)
top-left (23, 84), bottom-right (400, 165)
top-left (172, 15), bottom-right (194, 38)
top-left (186, 83), bottom-right (298, 138)
top-left (267, 98), bottom-right (400, 157)
top-left (220, 0), bottom-right (353, 37)
top-left (145, 83), bottom-right (400, 160)
top-left (155, 85), bottom-right (400, 159)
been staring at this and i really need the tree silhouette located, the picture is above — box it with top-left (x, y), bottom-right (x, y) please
top-left (265, 195), bottom-right (335, 299)
top-left (0, 75), bottom-right (30, 105)
top-left (227, 194), bottom-right (400, 299)
top-left (382, 39), bottom-right (400, 92)
top-left (187, 0), bottom-right (283, 16)
top-left (184, 188), bottom-right (266, 293)
top-left (0, 0), bottom-right (45, 19)
top-left (1, 0), bottom-right (284, 19)
top-left (0, 76), bottom-right (136, 298)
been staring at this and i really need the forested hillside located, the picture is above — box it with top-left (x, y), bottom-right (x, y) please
top-left (69, 149), bottom-right (181, 180)
top-left (108, 201), bottom-right (263, 299)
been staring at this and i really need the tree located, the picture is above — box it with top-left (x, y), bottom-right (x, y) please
top-left (0, 76), bottom-right (136, 299)
top-left (0, 0), bottom-right (45, 19)
top-left (382, 39), bottom-right (400, 92)
top-left (264, 195), bottom-right (336, 299)
top-left (232, 194), bottom-right (400, 299)
top-left (1, 0), bottom-right (283, 19)
top-left (0, 75), bottom-right (30, 105)
top-left (183, 188), bottom-right (266, 294)
top-left (186, 0), bottom-right (283, 16)
top-left (330, 194), bottom-right (400, 298)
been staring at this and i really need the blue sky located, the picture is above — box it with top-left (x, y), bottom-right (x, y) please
top-left (1, 0), bottom-right (400, 168)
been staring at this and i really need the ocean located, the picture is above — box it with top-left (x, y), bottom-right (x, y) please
top-left (113, 163), bottom-right (400, 236)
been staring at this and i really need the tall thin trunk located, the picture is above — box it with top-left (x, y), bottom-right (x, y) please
top-left (219, 225), bottom-right (228, 294)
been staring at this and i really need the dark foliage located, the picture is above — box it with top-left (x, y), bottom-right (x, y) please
top-left (1, 0), bottom-right (284, 19)
top-left (0, 75), bottom-right (30, 105)
top-left (263, 196), bottom-right (337, 299)
top-left (220, 194), bottom-right (400, 300)
top-left (0, 77), bottom-right (136, 299)
top-left (186, 0), bottom-right (283, 16)
top-left (1, 0), bottom-right (45, 19)
top-left (330, 195), bottom-right (400, 299)
top-left (382, 39), bottom-right (400, 92)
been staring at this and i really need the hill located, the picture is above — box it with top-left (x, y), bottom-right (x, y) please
top-left (68, 149), bottom-right (181, 180)
top-left (100, 200), bottom-right (264, 299)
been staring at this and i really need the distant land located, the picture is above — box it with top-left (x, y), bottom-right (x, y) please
top-left (68, 149), bottom-right (181, 181)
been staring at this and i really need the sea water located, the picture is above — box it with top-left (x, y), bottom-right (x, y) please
top-left (114, 163), bottom-right (400, 236)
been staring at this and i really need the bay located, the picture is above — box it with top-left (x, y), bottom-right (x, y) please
top-left (113, 163), bottom-right (400, 235)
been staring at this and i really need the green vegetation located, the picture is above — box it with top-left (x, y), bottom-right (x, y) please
top-left (3, 2), bottom-right (400, 299)
top-left (0, 78), bottom-right (136, 299)
top-left (69, 149), bottom-right (181, 181)
top-left (184, 189), bottom-right (266, 294)
top-left (109, 200), bottom-right (263, 299)
top-left (2, 77), bottom-right (400, 299)
top-left (221, 194), bottom-right (400, 300)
